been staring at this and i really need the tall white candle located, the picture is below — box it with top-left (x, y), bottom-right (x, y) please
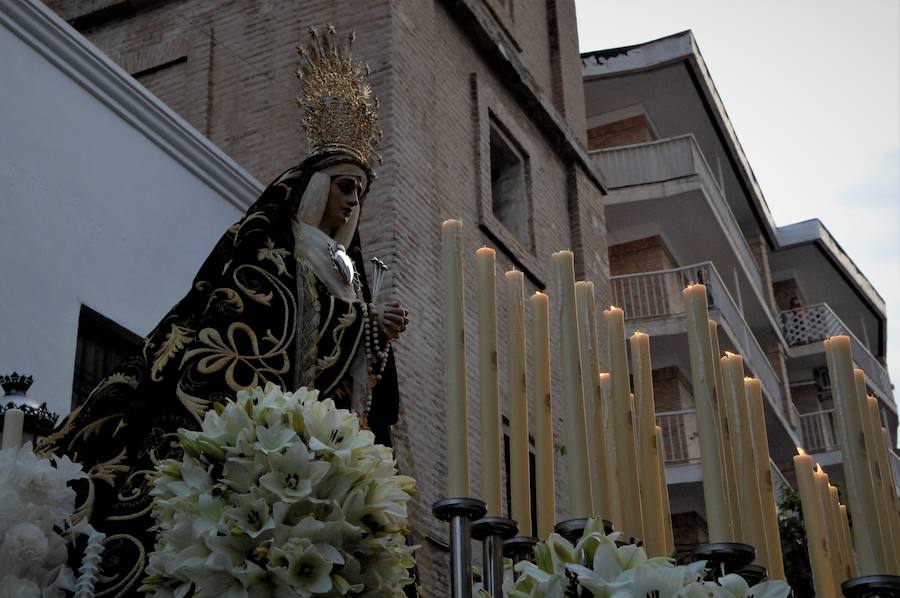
top-left (815, 465), bottom-right (843, 591)
top-left (552, 251), bottom-right (592, 517)
top-left (881, 427), bottom-right (900, 574)
top-left (656, 425), bottom-right (675, 554)
top-left (721, 354), bottom-right (768, 566)
top-left (864, 394), bottom-right (900, 572)
top-left (745, 377), bottom-right (785, 579)
top-left (830, 485), bottom-right (852, 582)
top-left (476, 247), bottom-right (502, 515)
top-left (710, 319), bottom-right (740, 542)
top-left (682, 283), bottom-right (730, 542)
top-left (825, 337), bottom-right (885, 574)
top-left (605, 306), bottom-right (643, 541)
top-left (576, 281), bottom-right (610, 521)
top-left (631, 331), bottom-right (665, 556)
top-left (442, 219), bottom-right (469, 497)
top-left (839, 503), bottom-right (858, 577)
top-left (531, 292), bottom-right (556, 539)
top-left (794, 449), bottom-right (837, 598)
top-left (506, 270), bottom-right (531, 535)
top-left (1, 408), bottom-right (24, 450)
top-left (600, 372), bottom-right (623, 531)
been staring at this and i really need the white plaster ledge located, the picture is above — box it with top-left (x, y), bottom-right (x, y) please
top-left (0, 0), bottom-right (263, 210)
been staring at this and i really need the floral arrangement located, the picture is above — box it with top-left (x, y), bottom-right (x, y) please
top-left (0, 442), bottom-right (105, 597)
top-left (508, 518), bottom-right (790, 598)
top-left (142, 383), bottom-right (416, 597)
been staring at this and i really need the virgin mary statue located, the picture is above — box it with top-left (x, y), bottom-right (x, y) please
top-left (36, 28), bottom-right (408, 596)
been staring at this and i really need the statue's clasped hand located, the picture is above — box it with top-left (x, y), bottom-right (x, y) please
top-left (377, 301), bottom-right (409, 342)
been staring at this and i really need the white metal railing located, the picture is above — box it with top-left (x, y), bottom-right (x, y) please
top-left (656, 409), bottom-right (700, 465)
top-left (595, 135), bottom-right (762, 289)
top-left (889, 449), bottom-right (900, 494)
top-left (779, 303), bottom-right (892, 400)
top-left (799, 409), bottom-right (840, 453)
top-left (612, 261), bottom-right (784, 412)
top-left (770, 458), bottom-right (792, 507)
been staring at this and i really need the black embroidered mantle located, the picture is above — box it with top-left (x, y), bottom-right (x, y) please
top-left (37, 153), bottom-right (399, 596)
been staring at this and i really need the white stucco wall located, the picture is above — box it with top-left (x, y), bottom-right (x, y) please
top-left (0, 1), bottom-right (261, 418)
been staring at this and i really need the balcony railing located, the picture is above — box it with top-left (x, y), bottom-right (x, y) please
top-left (771, 458), bottom-right (792, 506)
top-left (799, 409), bottom-right (840, 453)
top-left (890, 450), bottom-right (900, 493)
top-left (657, 409), bottom-right (700, 465)
top-left (779, 303), bottom-right (892, 400)
top-left (657, 409), bottom-right (795, 498)
top-left (801, 408), bottom-right (900, 493)
top-left (612, 261), bottom-right (785, 417)
top-left (594, 135), bottom-right (762, 289)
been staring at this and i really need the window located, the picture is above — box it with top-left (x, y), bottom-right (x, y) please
top-left (490, 122), bottom-right (531, 248)
top-left (71, 306), bottom-right (142, 409)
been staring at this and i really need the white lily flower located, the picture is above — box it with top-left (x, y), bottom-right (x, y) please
top-left (224, 493), bottom-right (276, 539)
top-left (268, 539), bottom-right (333, 594)
top-left (147, 384), bottom-right (415, 596)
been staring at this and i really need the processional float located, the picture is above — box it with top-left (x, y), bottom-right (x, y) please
top-left (432, 218), bottom-right (900, 598)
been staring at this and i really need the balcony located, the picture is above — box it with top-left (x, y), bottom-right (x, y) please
top-left (657, 408), bottom-right (794, 501)
top-left (595, 135), bottom-right (769, 315)
top-left (801, 408), bottom-right (900, 493)
top-left (799, 409), bottom-right (839, 453)
top-left (779, 303), bottom-right (893, 402)
top-left (613, 260), bottom-right (801, 460)
top-left (658, 409), bottom-right (700, 465)
top-left (613, 262), bottom-right (783, 408)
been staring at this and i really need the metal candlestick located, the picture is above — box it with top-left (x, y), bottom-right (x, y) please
top-left (472, 516), bottom-right (517, 597)
top-left (690, 542), bottom-right (755, 581)
top-left (433, 497), bottom-right (487, 598)
top-left (737, 564), bottom-right (767, 586)
top-left (554, 517), bottom-right (589, 543)
top-left (841, 575), bottom-right (900, 597)
top-left (504, 535), bottom-right (539, 577)
top-left (554, 517), bottom-right (615, 544)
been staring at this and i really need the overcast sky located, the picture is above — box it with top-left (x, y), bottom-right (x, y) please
top-left (575, 0), bottom-right (900, 399)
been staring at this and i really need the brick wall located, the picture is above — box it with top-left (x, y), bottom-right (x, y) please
top-left (609, 235), bottom-right (677, 276)
top-left (746, 234), bottom-right (778, 313)
top-left (672, 511), bottom-right (708, 560)
top-left (587, 114), bottom-right (655, 150)
top-left (43, 0), bottom-right (607, 591)
top-left (652, 366), bottom-right (693, 413)
top-left (791, 381), bottom-right (821, 413)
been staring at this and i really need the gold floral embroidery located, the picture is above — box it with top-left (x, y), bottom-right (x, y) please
top-left (257, 238), bottom-right (291, 276)
top-left (316, 304), bottom-right (358, 372)
top-left (70, 414), bottom-right (124, 452)
top-left (151, 324), bottom-right (193, 382)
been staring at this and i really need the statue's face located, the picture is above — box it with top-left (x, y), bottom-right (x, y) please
top-left (320, 175), bottom-right (363, 236)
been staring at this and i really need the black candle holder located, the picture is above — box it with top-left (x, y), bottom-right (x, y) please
top-left (690, 542), bottom-right (755, 581)
top-left (553, 517), bottom-right (615, 544)
top-left (433, 497), bottom-right (487, 598)
top-left (472, 516), bottom-right (517, 598)
top-left (504, 535), bottom-right (539, 570)
top-left (737, 564), bottom-right (767, 586)
top-left (841, 575), bottom-right (900, 597)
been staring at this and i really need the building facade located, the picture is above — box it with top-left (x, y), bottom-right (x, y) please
top-left (28, 0), bottom-right (608, 590)
top-left (0, 0), bottom-right (258, 431)
top-left (583, 30), bottom-right (897, 554)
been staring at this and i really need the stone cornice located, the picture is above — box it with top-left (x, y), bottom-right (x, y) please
top-left (0, 0), bottom-right (263, 210)
top-left (439, 0), bottom-right (607, 193)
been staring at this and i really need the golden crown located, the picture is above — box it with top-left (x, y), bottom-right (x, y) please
top-left (296, 26), bottom-right (381, 166)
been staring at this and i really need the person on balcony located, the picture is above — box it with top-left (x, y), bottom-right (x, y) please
top-left (787, 296), bottom-right (809, 344)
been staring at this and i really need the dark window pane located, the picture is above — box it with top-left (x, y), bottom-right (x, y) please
top-left (71, 306), bottom-right (141, 409)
